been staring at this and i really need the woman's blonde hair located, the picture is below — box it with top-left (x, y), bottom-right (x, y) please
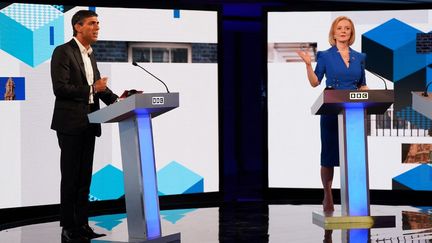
top-left (328, 16), bottom-right (356, 46)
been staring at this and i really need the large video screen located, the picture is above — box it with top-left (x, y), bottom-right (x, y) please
top-left (268, 10), bottom-right (432, 190)
top-left (0, 3), bottom-right (218, 208)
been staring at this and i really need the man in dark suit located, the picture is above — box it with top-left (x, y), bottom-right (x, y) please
top-left (51, 10), bottom-right (118, 242)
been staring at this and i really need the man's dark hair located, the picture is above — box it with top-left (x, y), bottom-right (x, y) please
top-left (71, 10), bottom-right (98, 37)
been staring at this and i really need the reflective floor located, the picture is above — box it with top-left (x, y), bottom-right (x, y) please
top-left (1, 203), bottom-right (431, 242)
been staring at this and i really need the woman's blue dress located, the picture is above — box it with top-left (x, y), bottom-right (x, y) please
top-left (314, 46), bottom-right (366, 167)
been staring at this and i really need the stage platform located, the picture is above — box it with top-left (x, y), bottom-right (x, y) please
top-left (0, 203), bottom-right (431, 242)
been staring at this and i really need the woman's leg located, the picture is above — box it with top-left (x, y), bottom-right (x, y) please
top-left (321, 166), bottom-right (334, 212)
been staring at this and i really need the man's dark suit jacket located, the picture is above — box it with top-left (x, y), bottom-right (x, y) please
top-left (51, 39), bottom-right (118, 137)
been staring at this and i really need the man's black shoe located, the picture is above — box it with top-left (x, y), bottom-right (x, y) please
top-left (79, 224), bottom-right (106, 239)
top-left (61, 228), bottom-right (89, 243)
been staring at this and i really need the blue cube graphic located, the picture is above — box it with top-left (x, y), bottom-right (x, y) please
top-left (90, 164), bottom-right (125, 201)
top-left (0, 4), bottom-right (64, 67)
top-left (160, 209), bottom-right (196, 224)
top-left (392, 164), bottom-right (432, 191)
top-left (90, 214), bottom-right (126, 231)
top-left (362, 18), bottom-right (426, 82)
top-left (157, 161), bottom-right (204, 196)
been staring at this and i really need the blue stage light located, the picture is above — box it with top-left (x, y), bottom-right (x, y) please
top-left (345, 106), bottom-right (369, 216)
top-left (137, 113), bottom-right (162, 238)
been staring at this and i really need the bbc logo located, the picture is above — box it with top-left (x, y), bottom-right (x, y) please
top-left (349, 92), bottom-right (368, 100)
top-left (152, 97), bottom-right (165, 105)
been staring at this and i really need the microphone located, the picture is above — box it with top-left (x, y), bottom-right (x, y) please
top-left (361, 60), bottom-right (387, 90)
top-left (367, 70), bottom-right (388, 90)
top-left (132, 61), bottom-right (170, 93)
top-left (422, 81), bottom-right (432, 97)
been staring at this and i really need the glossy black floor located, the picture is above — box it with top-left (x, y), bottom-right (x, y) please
top-left (1, 202), bottom-right (432, 242)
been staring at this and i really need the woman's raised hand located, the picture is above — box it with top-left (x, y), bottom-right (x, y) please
top-left (296, 50), bottom-right (312, 65)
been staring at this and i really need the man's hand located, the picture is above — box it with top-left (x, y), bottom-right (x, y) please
top-left (93, 77), bottom-right (108, 93)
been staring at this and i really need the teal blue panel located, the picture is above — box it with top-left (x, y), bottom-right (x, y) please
top-left (183, 179), bottom-right (203, 194)
top-left (363, 18), bottom-right (420, 50)
top-left (90, 164), bottom-right (124, 201)
top-left (52, 5), bottom-right (64, 12)
top-left (161, 214), bottom-right (184, 224)
top-left (0, 12), bottom-right (33, 66)
top-left (90, 213), bottom-right (126, 231)
top-left (160, 209), bottom-right (196, 224)
top-left (1, 4), bottom-right (63, 31)
top-left (393, 41), bottom-right (426, 82)
top-left (393, 164), bottom-right (432, 191)
top-left (33, 15), bottom-right (64, 66)
top-left (157, 161), bottom-right (204, 195)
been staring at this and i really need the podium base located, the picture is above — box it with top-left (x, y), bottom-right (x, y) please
top-left (93, 232), bottom-right (181, 243)
top-left (312, 211), bottom-right (395, 229)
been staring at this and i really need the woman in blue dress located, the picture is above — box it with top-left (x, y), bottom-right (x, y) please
top-left (297, 16), bottom-right (368, 212)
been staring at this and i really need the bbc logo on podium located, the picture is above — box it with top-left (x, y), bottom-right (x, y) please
top-left (349, 92), bottom-right (368, 100)
top-left (152, 97), bottom-right (165, 105)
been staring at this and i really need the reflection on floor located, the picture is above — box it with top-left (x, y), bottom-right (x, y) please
top-left (0, 203), bottom-right (431, 242)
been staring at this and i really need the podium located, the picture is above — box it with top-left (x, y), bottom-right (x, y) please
top-left (412, 91), bottom-right (432, 120)
top-left (311, 89), bottom-right (395, 229)
top-left (89, 93), bottom-right (181, 242)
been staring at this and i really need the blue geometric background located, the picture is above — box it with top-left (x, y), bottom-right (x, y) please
top-left (362, 18), bottom-right (432, 129)
top-left (89, 209), bottom-right (197, 231)
top-left (0, 3), bottom-right (64, 67)
top-left (362, 18), bottom-right (426, 82)
top-left (89, 164), bottom-right (125, 201)
top-left (392, 164), bottom-right (432, 190)
top-left (160, 208), bottom-right (197, 224)
top-left (90, 214), bottom-right (126, 231)
top-left (0, 2), bottom-right (208, 200)
top-left (396, 106), bottom-right (432, 129)
top-left (362, 18), bottom-right (432, 191)
top-left (89, 161), bottom-right (204, 201)
top-left (157, 161), bottom-right (204, 196)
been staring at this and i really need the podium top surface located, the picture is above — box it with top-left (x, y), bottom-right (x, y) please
top-left (311, 89), bottom-right (394, 115)
top-left (88, 92), bottom-right (179, 123)
top-left (412, 91), bottom-right (432, 120)
top-left (412, 91), bottom-right (432, 102)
